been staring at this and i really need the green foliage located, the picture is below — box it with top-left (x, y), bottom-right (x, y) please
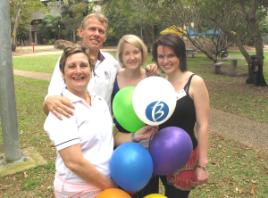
top-left (17, 22), bottom-right (29, 45)
top-left (37, 15), bottom-right (62, 44)
top-left (10, 0), bottom-right (47, 47)
top-left (102, 0), bottom-right (163, 47)
top-left (10, 0), bottom-right (46, 25)
top-left (102, 0), bottom-right (137, 45)
top-left (61, 1), bottom-right (89, 41)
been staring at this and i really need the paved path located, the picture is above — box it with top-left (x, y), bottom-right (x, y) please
top-left (210, 109), bottom-right (268, 151)
top-left (14, 70), bottom-right (51, 81)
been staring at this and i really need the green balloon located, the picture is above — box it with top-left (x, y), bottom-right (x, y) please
top-left (112, 87), bottom-right (145, 132)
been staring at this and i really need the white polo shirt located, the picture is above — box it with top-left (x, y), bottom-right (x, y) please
top-left (47, 51), bottom-right (120, 108)
top-left (44, 88), bottom-right (114, 185)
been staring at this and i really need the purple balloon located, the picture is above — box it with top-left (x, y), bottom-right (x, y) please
top-left (149, 127), bottom-right (193, 175)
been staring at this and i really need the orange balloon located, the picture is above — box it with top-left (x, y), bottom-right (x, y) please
top-left (96, 188), bottom-right (131, 198)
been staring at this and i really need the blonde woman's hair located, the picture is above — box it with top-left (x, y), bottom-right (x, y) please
top-left (116, 34), bottom-right (148, 67)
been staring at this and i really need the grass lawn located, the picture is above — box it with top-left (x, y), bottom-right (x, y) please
top-left (12, 54), bottom-right (61, 73)
top-left (187, 53), bottom-right (268, 123)
top-left (0, 50), bottom-right (267, 197)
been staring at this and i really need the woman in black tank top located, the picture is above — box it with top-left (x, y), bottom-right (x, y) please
top-left (135, 34), bottom-right (210, 198)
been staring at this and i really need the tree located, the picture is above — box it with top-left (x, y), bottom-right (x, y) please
top-left (102, 0), bottom-right (162, 47)
top-left (61, 0), bottom-right (89, 42)
top-left (37, 15), bottom-right (62, 44)
top-left (10, 0), bottom-right (45, 51)
top-left (155, 0), bottom-right (267, 86)
top-left (99, 0), bottom-right (129, 45)
top-left (194, 0), bottom-right (267, 86)
top-left (163, 0), bottom-right (232, 62)
top-left (102, 0), bottom-right (267, 86)
top-left (238, 0), bottom-right (267, 86)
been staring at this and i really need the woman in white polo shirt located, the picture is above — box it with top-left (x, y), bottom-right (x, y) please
top-left (44, 45), bottom-right (157, 197)
top-left (44, 45), bottom-right (115, 197)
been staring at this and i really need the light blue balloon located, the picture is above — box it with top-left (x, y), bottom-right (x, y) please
top-left (110, 142), bottom-right (153, 192)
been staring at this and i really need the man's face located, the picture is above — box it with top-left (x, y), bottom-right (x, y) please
top-left (79, 17), bottom-right (107, 51)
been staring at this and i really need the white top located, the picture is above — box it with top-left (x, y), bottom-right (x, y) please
top-left (47, 51), bottom-right (120, 108)
top-left (44, 88), bottom-right (114, 185)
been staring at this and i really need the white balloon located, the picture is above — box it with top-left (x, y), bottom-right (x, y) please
top-left (132, 76), bottom-right (177, 125)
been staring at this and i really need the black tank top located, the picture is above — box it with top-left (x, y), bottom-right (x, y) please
top-left (160, 74), bottom-right (197, 148)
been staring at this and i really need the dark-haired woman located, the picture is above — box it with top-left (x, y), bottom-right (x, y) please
top-left (137, 34), bottom-right (210, 198)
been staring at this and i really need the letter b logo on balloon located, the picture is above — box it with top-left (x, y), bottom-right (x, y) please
top-left (145, 101), bottom-right (169, 123)
top-left (132, 76), bottom-right (177, 126)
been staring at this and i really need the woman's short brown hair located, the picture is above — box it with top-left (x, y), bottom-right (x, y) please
top-left (59, 45), bottom-right (92, 73)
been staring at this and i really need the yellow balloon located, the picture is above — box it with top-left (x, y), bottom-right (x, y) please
top-left (144, 193), bottom-right (167, 198)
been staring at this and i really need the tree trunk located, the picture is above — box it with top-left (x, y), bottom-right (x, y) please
top-left (240, 0), bottom-right (267, 86)
top-left (12, 6), bottom-right (22, 52)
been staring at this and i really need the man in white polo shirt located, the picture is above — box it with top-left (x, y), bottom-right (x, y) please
top-left (43, 12), bottom-right (120, 118)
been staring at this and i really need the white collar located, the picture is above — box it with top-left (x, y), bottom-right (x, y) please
top-left (62, 88), bottom-right (93, 106)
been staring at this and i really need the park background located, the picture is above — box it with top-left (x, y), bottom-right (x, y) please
top-left (1, 0), bottom-right (268, 197)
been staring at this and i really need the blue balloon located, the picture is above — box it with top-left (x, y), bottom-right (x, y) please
top-left (110, 142), bottom-right (153, 192)
top-left (149, 127), bottom-right (193, 175)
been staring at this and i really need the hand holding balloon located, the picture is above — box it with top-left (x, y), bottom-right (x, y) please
top-left (132, 125), bottom-right (158, 142)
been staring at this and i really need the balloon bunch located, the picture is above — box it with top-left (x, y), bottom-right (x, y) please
top-left (112, 76), bottom-right (177, 132)
top-left (111, 76), bottom-right (193, 193)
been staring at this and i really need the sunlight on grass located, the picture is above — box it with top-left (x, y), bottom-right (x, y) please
top-left (12, 54), bottom-right (61, 73)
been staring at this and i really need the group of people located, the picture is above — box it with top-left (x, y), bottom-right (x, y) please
top-left (43, 12), bottom-right (209, 198)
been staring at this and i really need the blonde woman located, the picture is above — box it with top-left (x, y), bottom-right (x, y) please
top-left (111, 34), bottom-right (156, 146)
